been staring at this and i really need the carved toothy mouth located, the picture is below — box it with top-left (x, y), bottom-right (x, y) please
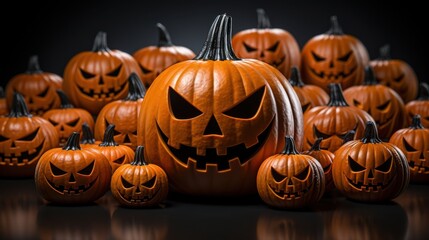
top-left (46, 176), bottom-right (98, 195)
top-left (119, 188), bottom-right (160, 203)
top-left (0, 141), bottom-right (45, 166)
top-left (156, 118), bottom-right (274, 172)
top-left (268, 183), bottom-right (313, 199)
top-left (271, 56), bottom-right (285, 68)
top-left (309, 66), bottom-right (357, 81)
top-left (77, 80), bottom-right (127, 99)
top-left (409, 161), bottom-right (429, 174)
top-left (31, 101), bottom-right (56, 115)
top-left (346, 175), bottom-right (394, 192)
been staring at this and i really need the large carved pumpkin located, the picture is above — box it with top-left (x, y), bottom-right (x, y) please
top-left (0, 86), bottom-right (8, 115)
top-left (63, 32), bottom-right (144, 115)
top-left (405, 83), bottom-right (429, 128)
top-left (137, 14), bottom-right (303, 196)
top-left (301, 16), bottom-right (369, 92)
top-left (232, 9), bottom-right (300, 78)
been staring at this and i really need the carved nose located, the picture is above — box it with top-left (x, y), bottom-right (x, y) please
top-left (60, 125), bottom-right (65, 131)
top-left (99, 76), bottom-right (104, 85)
top-left (124, 134), bottom-right (131, 143)
top-left (287, 178), bottom-right (293, 186)
top-left (203, 115), bottom-right (222, 136)
top-left (136, 187), bottom-right (141, 193)
top-left (69, 173), bottom-right (76, 182)
top-left (329, 61), bottom-right (334, 68)
top-left (260, 51), bottom-right (265, 58)
top-left (28, 97), bottom-right (34, 104)
top-left (368, 169), bottom-right (374, 179)
top-left (11, 141), bottom-right (16, 148)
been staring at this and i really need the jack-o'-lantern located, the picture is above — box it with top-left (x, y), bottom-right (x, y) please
top-left (301, 16), bottom-right (369, 92)
top-left (332, 121), bottom-right (410, 202)
top-left (42, 90), bottom-right (94, 146)
top-left (63, 32), bottom-right (144, 115)
top-left (94, 73), bottom-right (145, 149)
top-left (344, 66), bottom-right (406, 140)
top-left (257, 136), bottom-right (325, 209)
top-left (0, 92), bottom-right (59, 178)
top-left (133, 23), bottom-right (195, 89)
top-left (137, 14), bottom-right (303, 196)
top-left (303, 83), bottom-right (374, 152)
top-left (111, 146), bottom-right (168, 208)
top-left (5, 55), bottom-right (62, 115)
top-left (389, 115), bottom-right (429, 183)
top-left (370, 44), bottom-right (418, 103)
top-left (232, 9), bottom-right (300, 78)
top-left (0, 86), bottom-right (8, 115)
top-left (34, 132), bottom-right (112, 204)
top-left (405, 83), bottom-right (429, 128)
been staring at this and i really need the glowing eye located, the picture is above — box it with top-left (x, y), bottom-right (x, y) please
top-left (169, 87), bottom-right (202, 120)
top-left (348, 156), bottom-right (365, 172)
top-left (222, 86), bottom-right (265, 119)
top-left (142, 176), bottom-right (156, 188)
top-left (295, 165), bottom-right (310, 180)
top-left (337, 51), bottom-right (352, 62)
top-left (106, 64), bottom-right (122, 77)
top-left (121, 176), bottom-right (134, 188)
top-left (50, 162), bottom-right (67, 176)
top-left (37, 87), bottom-right (50, 97)
top-left (18, 128), bottom-right (39, 141)
top-left (77, 161), bottom-right (94, 175)
top-left (266, 41), bottom-right (279, 52)
top-left (80, 69), bottom-right (96, 79)
top-left (243, 42), bottom-right (257, 53)
top-left (271, 167), bottom-right (286, 182)
top-left (375, 157), bottom-right (392, 173)
top-left (311, 51), bottom-right (325, 62)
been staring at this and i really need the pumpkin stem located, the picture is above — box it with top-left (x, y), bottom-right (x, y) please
top-left (361, 121), bottom-right (382, 144)
top-left (26, 55), bottom-right (43, 74)
top-left (92, 31), bottom-right (110, 52)
top-left (363, 66), bottom-right (378, 85)
top-left (342, 130), bottom-right (356, 144)
top-left (379, 44), bottom-right (391, 60)
top-left (8, 92), bottom-right (32, 118)
top-left (124, 73), bottom-right (146, 101)
top-left (80, 122), bottom-right (96, 144)
top-left (257, 8), bottom-right (271, 29)
top-left (282, 136), bottom-right (299, 155)
top-left (63, 132), bottom-right (81, 150)
top-left (99, 124), bottom-right (119, 147)
top-left (326, 16), bottom-right (343, 35)
top-left (418, 83), bottom-right (429, 100)
top-left (309, 138), bottom-right (323, 151)
top-left (0, 86), bottom-right (4, 98)
top-left (289, 66), bottom-right (304, 87)
top-left (410, 115), bottom-right (424, 129)
top-left (132, 146), bottom-right (148, 166)
top-left (157, 23), bottom-right (174, 47)
top-left (327, 83), bottom-right (349, 107)
top-left (56, 90), bottom-right (74, 108)
top-left (194, 14), bottom-right (240, 61)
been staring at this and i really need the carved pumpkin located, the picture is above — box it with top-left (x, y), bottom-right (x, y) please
top-left (0, 93), bottom-right (59, 178)
top-left (370, 45), bottom-right (418, 103)
top-left (63, 32), bottom-right (144, 115)
top-left (344, 66), bottom-right (406, 140)
top-left (94, 73), bottom-right (145, 149)
top-left (405, 83), bottom-right (429, 128)
top-left (0, 86), bottom-right (8, 115)
top-left (111, 146), bottom-right (168, 207)
top-left (137, 14), bottom-right (303, 196)
top-left (389, 115), bottom-right (429, 183)
top-left (42, 90), bottom-right (94, 146)
top-left (257, 136), bottom-right (325, 209)
top-left (5, 55), bottom-right (62, 115)
top-left (289, 66), bottom-right (329, 114)
top-left (332, 121), bottom-right (410, 202)
top-left (80, 122), bottom-right (101, 148)
top-left (232, 9), bottom-right (300, 78)
top-left (303, 83), bottom-right (374, 152)
top-left (34, 132), bottom-right (112, 204)
top-left (133, 23), bottom-right (195, 89)
top-left (301, 16), bottom-right (369, 92)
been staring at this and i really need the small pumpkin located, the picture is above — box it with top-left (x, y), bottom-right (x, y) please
top-left (42, 90), bottom-right (94, 146)
top-left (5, 55), bottom-right (62, 115)
top-left (303, 83), bottom-right (374, 152)
top-left (332, 121), bottom-right (410, 202)
top-left (133, 23), bottom-right (195, 89)
top-left (0, 86), bottom-right (8, 115)
top-left (232, 9), bottom-right (300, 78)
top-left (0, 92), bottom-right (59, 178)
top-left (370, 44), bottom-right (418, 103)
top-left (301, 16), bottom-right (369, 92)
top-left (63, 32), bottom-right (144, 116)
top-left (389, 115), bottom-right (429, 183)
top-left (405, 83), bottom-right (429, 128)
top-left (80, 122), bottom-right (101, 148)
top-left (94, 73), bottom-right (145, 150)
top-left (256, 136), bottom-right (325, 209)
top-left (110, 146), bottom-right (169, 207)
top-left (34, 132), bottom-right (111, 204)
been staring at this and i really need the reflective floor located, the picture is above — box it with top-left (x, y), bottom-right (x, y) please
top-left (0, 179), bottom-right (427, 240)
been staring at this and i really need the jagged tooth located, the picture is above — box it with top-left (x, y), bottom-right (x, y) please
top-left (196, 148), bottom-right (206, 156)
top-left (228, 158), bottom-right (241, 170)
top-left (216, 147), bottom-right (227, 156)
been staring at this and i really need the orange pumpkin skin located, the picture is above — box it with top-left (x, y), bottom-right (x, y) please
top-left (35, 132), bottom-right (111, 204)
top-left (5, 55), bottom-right (62, 116)
top-left (303, 83), bottom-right (374, 152)
top-left (137, 14), bottom-right (303, 197)
top-left (333, 122), bottom-right (409, 202)
top-left (344, 66), bottom-right (406, 140)
top-left (0, 87), bottom-right (8, 115)
top-left (405, 83), bottom-right (429, 128)
top-left (232, 9), bottom-right (300, 78)
top-left (257, 137), bottom-right (325, 209)
top-left (133, 23), bottom-right (195, 89)
top-left (301, 16), bottom-right (369, 92)
top-left (0, 93), bottom-right (59, 178)
top-left (111, 146), bottom-right (168, 208)
top-left (370, 45), bottom-right (418, 103)
top-left (389, 115), bottom-right (429, 183)
top-left (63, 32), bottom-right (144, 116)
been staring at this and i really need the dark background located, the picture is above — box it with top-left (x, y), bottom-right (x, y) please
top-left (1, 0), bottom-right (427, 88)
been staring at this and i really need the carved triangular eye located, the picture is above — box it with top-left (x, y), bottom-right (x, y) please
top-left (313, 125), bottom-right (331, 140)
top-left (403, 138), bottom-right (417, 152)
top-left (266, 41), bottom-right (279, 52)
top-left (77, 161), bottom-right (94, 175)
top-left (113, 156), bottom-right (125, 164)
top-left (18, 128), bottom-right (39, 141)
top-left (106, 64), bottom-right (122, 77)
top-left (337, 51), bottom-right (352, 62)
top-left (140, 64), bottom-right (152, 74)
top-left (377, 100), bottom-right (391, 111)
top-left (49, 119), bottom-right (59, 126)
top-left (353, 99), bottom-right (363, 108)
top-left (169, 87), bottom-right (202, 120)
top-left (37, 87), bottom-right (50, 97)
top-left (243, 42), bottom-right (257, 53)
top-left (142, 176), bottom-right (156, 188)
top-left (394, 73), bottom-right (405, 82)
top-left (50, 162), bottom-right (67, 176)
top-left (223, 86), bottom-right (265, 119)
top-left (295, 165), bottom-right (310, 180)
top-left (271, 167), bottom-right (286, 182)
top-left (348, 156), bottom-right (365, 172)
top-left (311, 51), bottom-right (325, 62)
top-left (323, 164), bottom-right (332, 172)
top-left (375, 157), bottom-right (392, 173)
top-left (121, 176), bottom-right (134, 188)
top-left (0, 135), bottom-right (7, 142)
top-left (80, 69), bottom-right (96, 79)
top-left (66, 118), bottom-right (80, 127)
